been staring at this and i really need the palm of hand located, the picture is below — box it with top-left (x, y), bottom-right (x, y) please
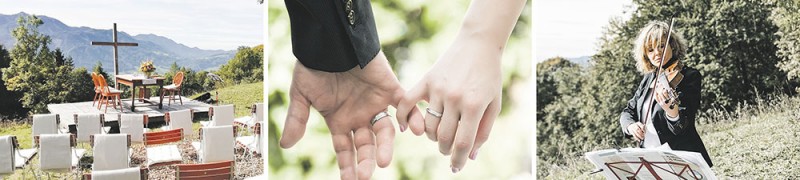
top-left (281, 52), bottom-right (402, 180)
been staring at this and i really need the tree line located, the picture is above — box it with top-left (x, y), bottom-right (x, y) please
top-left (0, 15), bottom-right (263, 120)
top-left (537, 0), bottom-right (800, 174)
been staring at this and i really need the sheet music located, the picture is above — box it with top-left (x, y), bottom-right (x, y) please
top-left (586, 148), bottom-right (716, 180)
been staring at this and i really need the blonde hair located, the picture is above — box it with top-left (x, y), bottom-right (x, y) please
top-left (632, 21), bottom-right (687, 74)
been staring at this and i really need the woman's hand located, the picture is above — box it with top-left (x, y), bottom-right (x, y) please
top-left (654, 82), bottom-right (680, 118)
top-left (396, 36), bottom-right (503, 173)
top-left (280, 51), bottom-right (404, 180)
top-left (396, 41), bottom-right (501, 172)
top-left (627, 122), bottom-right (645, 141)
top-left (396, 0), bottom-right (525, 173)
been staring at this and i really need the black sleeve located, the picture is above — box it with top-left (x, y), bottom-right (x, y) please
top-left (654, 69), bottom-right (701, 136)
top-left (285, 0), bottom-right (381, 72)
top-left (620, 75), bottom-right (648, 137)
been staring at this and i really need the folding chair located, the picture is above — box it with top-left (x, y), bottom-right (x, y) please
top-left (236, 123), bottom-right (262, 157)
top-left (233, 103), bottom-right (263, 129)
top-left (234, 103), bottom-right (263, 155)
top-left (164, 109), bottom-right (194, 137)
top-left (31, 114), bottom-right (65, 146)
top-left (75, 114), bottom-right (109, 148)
top-left (191, 125), bottom-right (235, 163)
top-left (143, 129), bottom-right (184, 167)
top-left (0, 135), bottom-right (18, 175)
top-left (201, 105), bottom-right (234, 127)
top-left (90, 134), bottom-right (132, 171)
top-left (35, 134), bottom-right (85, 179)
top-left (83, 167), bottom-right (148, 180)
top-left (119, 114), bottom-right (149, 143)
top-left (174, 160), bottom-right (234, 180)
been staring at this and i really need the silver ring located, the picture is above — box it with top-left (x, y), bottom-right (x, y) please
top-left (426, 107), bottom-right (443, 118)
top-left (371, 111), bottom-right (390, 126)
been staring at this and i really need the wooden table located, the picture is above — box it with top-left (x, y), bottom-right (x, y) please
top-left (116, 74), bottom-right (165, 111)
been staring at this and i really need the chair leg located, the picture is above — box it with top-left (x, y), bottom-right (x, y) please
top-left (104, 98), bottom-right (109, 113)
top-left (112, 95), bottom-right (118, 110)
top-left (160, 90), bottom-right (166, 105)
top-left (168, 90), bottom-right (172, 106)
top-left (178, 89), bottom-right (183, 105)
top-left (97, 96), bottom-right (104, 110)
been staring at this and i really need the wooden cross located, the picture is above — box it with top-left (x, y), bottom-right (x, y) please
top-left (91, 23), bottom-right (138, 88)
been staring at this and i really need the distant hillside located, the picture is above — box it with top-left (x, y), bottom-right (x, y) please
top-left (0, 12), bottom-right (236, 73)
top-left (566, 56), bottom-right (591, 67)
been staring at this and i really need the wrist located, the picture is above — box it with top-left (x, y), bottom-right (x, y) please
top-left (666, 110), bottom-right (679, 120)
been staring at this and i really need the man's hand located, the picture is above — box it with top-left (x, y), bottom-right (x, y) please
top-left (280, 51), bottom-right (403, 180)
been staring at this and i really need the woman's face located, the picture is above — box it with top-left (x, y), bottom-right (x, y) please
top-left (647, 42), bottom-right (673, 67)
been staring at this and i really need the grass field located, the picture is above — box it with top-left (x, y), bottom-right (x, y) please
top-left (0, 81), bottom-right (263, 179)
top-left (540, 95), bottom-right (800, 179)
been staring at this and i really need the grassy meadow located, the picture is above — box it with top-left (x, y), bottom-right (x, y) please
top-left (540, 95), bottom-right (800, 179)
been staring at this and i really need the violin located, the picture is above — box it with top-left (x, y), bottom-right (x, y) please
top-left (656, 61), bottom-right (683, 109)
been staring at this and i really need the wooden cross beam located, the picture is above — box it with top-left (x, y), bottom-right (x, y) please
top-left (91, 23), bottom-right (138, 89)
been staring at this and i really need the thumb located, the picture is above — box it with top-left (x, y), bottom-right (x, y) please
top-left (279, 88), bottom-right (312, 149)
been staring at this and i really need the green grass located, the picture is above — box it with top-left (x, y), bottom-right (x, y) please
top-left (196, 82), bottom-right (264, 118)
top-left (0, 81), bottom-right (263, 179)
top-left (540, 95), bottom-right (800, 179)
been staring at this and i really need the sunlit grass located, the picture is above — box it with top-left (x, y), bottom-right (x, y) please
top-left (539, 95), bottom-right (800, 179)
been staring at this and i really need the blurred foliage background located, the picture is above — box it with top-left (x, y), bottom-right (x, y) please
top-left (268, 0), bottom-right (532, 179)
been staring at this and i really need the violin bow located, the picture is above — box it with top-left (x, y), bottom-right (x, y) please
top-left (640, 18), bottom-right (675, 146)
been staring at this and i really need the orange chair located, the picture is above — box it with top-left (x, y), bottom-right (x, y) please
top-left (174, 160), bottom-right (234, 180)
top-left (91, 73), bottom-right (102, 106)
top-left (161, 72), bottom-right (185, 106)
top-left (96, 74), bottom-right (122, 113)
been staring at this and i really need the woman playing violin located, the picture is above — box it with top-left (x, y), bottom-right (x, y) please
top-left (619, 21), bottom-right (713, 167)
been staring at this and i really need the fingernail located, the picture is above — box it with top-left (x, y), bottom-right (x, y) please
top-left (400, 125), bottom-right (406, 132)
top-left (451, 166), bottom-right (460, 173)
top-left (470, 149), bottom-right (480, 160)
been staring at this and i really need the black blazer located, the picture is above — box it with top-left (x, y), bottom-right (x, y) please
top-left (285, 0), bottom-right (381, 72)
top-left (619, 66), bottom-right (713, 167)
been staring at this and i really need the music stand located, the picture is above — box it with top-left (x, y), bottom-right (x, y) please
top-left (585, 148), bottom-right (715, 180)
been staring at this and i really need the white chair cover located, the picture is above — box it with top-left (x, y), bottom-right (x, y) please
top-left (39, 134), bottom-right (71, 171)
top-left (93, 134), bottom-right (129, 171)
top-left (32, 114), bottom-right (59, 146)
top-left (168, 109), bottom-right (193, 136)
top-left (200, 125), bottom-right (234, 163)
top-left (119, 114), bottom-right (145, 142)
top-left (146, 145), bottom-right (182, 166)
top-left (76, 114), bottom-right (103, 142)
top-left (0, 136), bottom-right (14, 174)
top-left (209, 105), bottom-right (234, 127)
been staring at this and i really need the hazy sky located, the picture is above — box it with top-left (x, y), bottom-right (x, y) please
top-left (0, 0), bottom-right (263, 51)
top-left (534, 0), bottom-right (633, 62)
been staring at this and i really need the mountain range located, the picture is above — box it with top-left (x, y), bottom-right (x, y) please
top-left (0, 12), bottom-right (236, 73)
